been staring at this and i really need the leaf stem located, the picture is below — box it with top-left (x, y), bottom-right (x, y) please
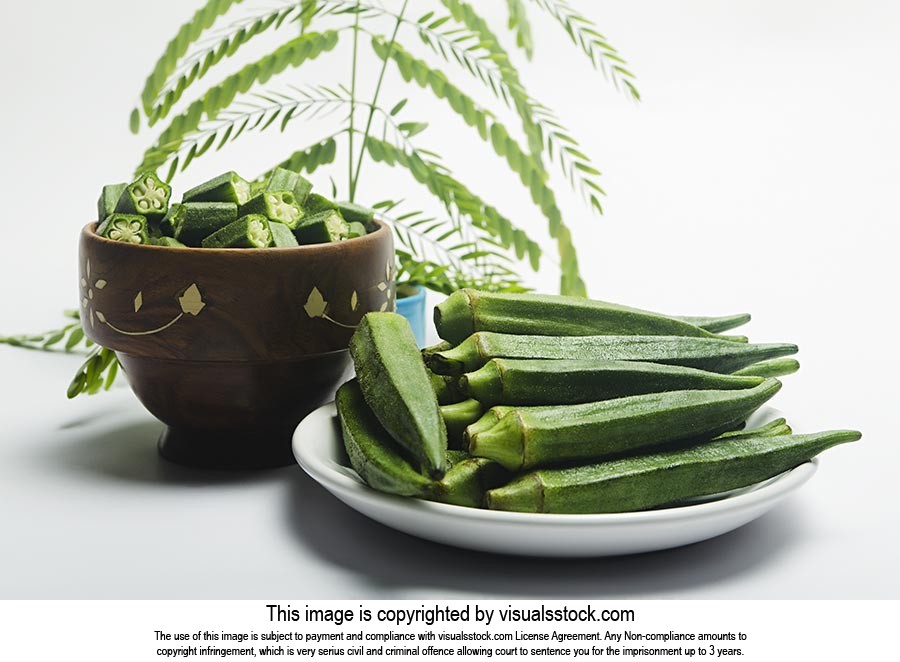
top-left (348, 0), bottom-right (360, 200)
top-left (350, 0), bottom-right (409, 200)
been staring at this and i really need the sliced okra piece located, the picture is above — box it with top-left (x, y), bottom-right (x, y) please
top-left (250, 179), bottom-right (266, 197)
top-left (158, 203), bottom-right (181, 237)
top-left (182, 171), bottom-right (251, 205)
top-left (239, 191), bottom-right (304, 229)
top-left (269, 220), bottom-right (299, 247)
top-left (97, 183), bottom-right (126, 221)
top-left (303, 192), bottom-right (338, 215)
top-left (202, 214), bottom-right (272, 248)
top-left (154, 236), bottom-right (188, 248)
top-left (337, 201), bottom-right (375, 228)
top-left (173, 202), bottom-right (238, 247)
top-left (115, 172), bottom-right (171, 220)
top-left (98, 214), bottom-right (151, 245)
top-left (293, 209), bottom-right (348, 245)
top-left (265, 167), bottom-right (313, 205)
top-left (347, 221), bottom-right (368, 238)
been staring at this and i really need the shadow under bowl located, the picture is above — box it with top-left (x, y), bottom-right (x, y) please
top-left (78, 220), bottom-right (395, 469)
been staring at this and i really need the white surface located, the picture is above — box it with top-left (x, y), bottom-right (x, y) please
top-left (0, 1), bottom-right (897, 597)
top-left (294, 403), bottom-right (816, 557)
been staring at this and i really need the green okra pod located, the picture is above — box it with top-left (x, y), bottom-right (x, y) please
top-left (486, 430), bottom-right (860, 513)
top-left (182, 171), bottom-right (251, 205)
top-left (173, 202), bottom-right (239, 246)
top-left (427, 332), bottom-right (798, 377)
top-left (349, 313), bottom-right (448, 478)
top-left (240, 191), bottom-right (304, 229)
top-left (115, 172), bottom-right (171, 220)
top-left (269, 221), bottom-right (299, 247)
top-left (201, 214), bottom-right (271, 248)
top-left (429, 370), bottom-right (465, 405)
top-left (97, 183), bottom-right (127, 221)
top-left (293, 210), bottom-right (348, 244)
top-left (434, 289), bottom-right (727, 345)
top-left (440, 398), bottom-right (484, 450)
top-left (461, 358), bottom-right (764, 407)
top-left (469, 378), bottom-right (783, 471)
top-left (97, 214), bottom-right (151, 245)
top-left (676, 313), bottom-right (751, 334)
top-left (733, 358), bottom-right (800, 378)
top-left (336, 380), bottom-right (434, 497)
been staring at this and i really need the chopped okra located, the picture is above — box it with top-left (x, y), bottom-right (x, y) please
top-left (98, 214), bottom-right (151, 245)
top-left (115, 172), bottom-right (171, 220)
top-left (337, 201), bottom-right (375, 227)
top-left (294, 209), bottom-right (349, 245)
top-left (347, 221), bottom-right (368, 238)
top-left (303, 192), bottom-right (338, 215)
top-left (173, 202), bottom-right (238, 247)
top-left (182, 171), bottom-right (251, 205)
top-left (97, 183), bottom-right (126, 221)
top-left (202, 214), bottom-right (272, 248)
top-left (154, 236), bottom-right (187, 248)
top-left (93, 169), bottom-right (375, 249)
top-left (269, 221), bottom-right (299, 247)
top-left (265, 167), bottom-right (313, 205)
top-left (240, 191), bottom-right (304, 229)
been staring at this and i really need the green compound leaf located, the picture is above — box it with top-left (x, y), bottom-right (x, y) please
top-left (139, 0), bottom-right (246, 116)
top-left (136, 30), bottom-right (340, 175)
top-left (506, 0), bottom-right (534, 59)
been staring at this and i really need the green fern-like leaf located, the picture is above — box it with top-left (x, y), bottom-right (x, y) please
top-left (528, 0), bottom-right (640, 100)
top-left (136, 30), bottom-right (340, 175)
top-left (506, 0), bottom-right (534, 59)
top-left (145, 4), bottom-right (301, 127)
top-left (137, 0), bottom-right (246, 124)
top-left (258, 136), bottom-right (339, 180)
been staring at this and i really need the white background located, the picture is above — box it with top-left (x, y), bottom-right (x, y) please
top-left (0, 1), bottom-right (897, 598)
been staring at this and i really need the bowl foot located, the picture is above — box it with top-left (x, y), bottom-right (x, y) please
top-left (158, 425), bottom-right (296, 470)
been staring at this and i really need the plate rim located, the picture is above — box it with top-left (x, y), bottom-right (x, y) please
top-left (293, 401), bottom-right (817, 525)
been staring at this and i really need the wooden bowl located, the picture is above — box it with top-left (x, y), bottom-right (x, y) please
top-left (79, 221), bottom-right (395, 469)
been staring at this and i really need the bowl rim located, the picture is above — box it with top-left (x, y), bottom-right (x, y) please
top-left (82, 218), bottom-right (391, 255)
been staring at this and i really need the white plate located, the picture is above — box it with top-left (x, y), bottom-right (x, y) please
top-left (293, 404), bottom-right (815, 557)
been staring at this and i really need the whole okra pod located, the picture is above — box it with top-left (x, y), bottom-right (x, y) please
top-left (434, 289), bottom-right (730, 345)
top-left (468, 378), bottom-right (783, 471)
top-left (486, 430), bottom-right (860, 513)
top-left (427, 332), bottom-right (798, 377)
top-left (460, 358), bottom-right (764, 407)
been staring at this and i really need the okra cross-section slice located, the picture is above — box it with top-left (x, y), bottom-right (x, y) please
top-left (173, 202), bottom-right (239, 247)
top-left (293, 210), bottom-right (348, 245)
top-left (240, 191), bottom-right (304, 229)
top-left (97, 214), bottom-right (151, 245)
top-left (97, 183), bottom-right (126, 221)
top-left (202, 214), bottom-right (272, 248)
top-left (347, 221), bottom-right (368, 238)
top-left (265, 167), bottom-right (313, 205)
top-left (182, 171), bottom-right (251, 205)
top-left (115, 172), bottom-right (171, 220)
top-left (269, 220), bottom-right (299, 247)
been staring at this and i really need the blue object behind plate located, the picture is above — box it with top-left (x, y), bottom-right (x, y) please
top-left (395, 286), bottom-right (427, 347)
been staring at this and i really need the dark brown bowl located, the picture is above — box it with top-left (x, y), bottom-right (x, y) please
top-left (79, 221), bottom-right (395, 469)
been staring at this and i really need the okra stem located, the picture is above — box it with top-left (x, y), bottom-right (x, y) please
top-left (440, 398), bottom-right (484, 450)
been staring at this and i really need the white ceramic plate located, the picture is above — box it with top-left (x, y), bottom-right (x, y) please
top-left (293, 404), bottom-right (815, 557)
